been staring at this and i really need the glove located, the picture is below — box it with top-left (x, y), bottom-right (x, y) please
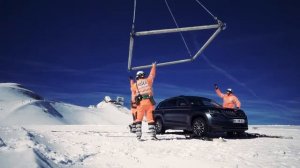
top-left (214, 84), bottom-right (218, 90)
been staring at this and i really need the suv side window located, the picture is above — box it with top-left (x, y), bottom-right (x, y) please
top-left (166, 99), bottom-right (177, 107)
top-left (177, 98), bottom-right (188, 107)
top-left (158, 101), bottom-right (167, 109)
top-left (189, 98), bottom-right (203, 106)
top-left (157, 99), bottom-right (177, 109)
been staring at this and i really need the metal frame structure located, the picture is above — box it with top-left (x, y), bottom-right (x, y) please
top-left (127, 1), bottom-right (226, 71)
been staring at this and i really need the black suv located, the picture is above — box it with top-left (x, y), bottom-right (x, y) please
top-left (154, 96), bottom-right (248, 137)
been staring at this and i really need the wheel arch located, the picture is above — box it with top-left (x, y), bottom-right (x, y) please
top-left (154, 114), bottom-right (164, 123)
top-left (154, 115), bottom-right (166, 134)
top-left (189, 113), bottom-right (209, 130)
top-left (191, 113), bottom-right (208, 125)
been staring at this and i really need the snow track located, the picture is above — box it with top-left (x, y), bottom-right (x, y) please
top-left (1, 125), bottom-right (300, 168)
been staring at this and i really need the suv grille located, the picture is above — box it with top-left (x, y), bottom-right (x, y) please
top-left (222, 110), bottom-right (245, 118)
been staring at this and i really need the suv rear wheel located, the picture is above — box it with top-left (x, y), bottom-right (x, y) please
top-left (155, 118), bottom-right (165, 134)
top-left (192, 118), bottom-right (207, 137)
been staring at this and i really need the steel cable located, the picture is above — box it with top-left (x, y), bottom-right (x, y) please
top-left (164, 0), bottom-right (193, 57)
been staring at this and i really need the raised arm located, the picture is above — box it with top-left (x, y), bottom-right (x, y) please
top-left (215, 88), bottom-right (225, 98)
top-left (214, 84), bottom-right (224, 98)
top-left (147, 62), bottom-right (156, 82)
top-left (130, 79), bottom-right (134, 88)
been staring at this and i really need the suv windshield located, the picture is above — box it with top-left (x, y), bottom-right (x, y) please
top-left (202, 99), bottom-right (222, 108)
top-left (188, 97), bottom-right (222, 108)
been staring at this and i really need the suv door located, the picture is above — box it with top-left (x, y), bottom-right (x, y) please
top-left (164, 98), bottom-right (190, 128)
top-left (160, 98), bottom-right (177, 126)
top-left (175, 98), bottom-right (191, 127)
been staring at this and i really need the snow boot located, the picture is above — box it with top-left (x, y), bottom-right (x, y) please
top-left (148, 123), bottom-right (158, 140)
top-left (129, 123), bottom-right (136, 133)
top-left (150, 136), bottom-right (158, 141)
top-left (136, 122), bottom-right (142, 140)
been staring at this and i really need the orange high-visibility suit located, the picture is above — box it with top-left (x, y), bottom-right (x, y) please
top-left (132, 64), bottom-right (156, 123)
top-left (130, 79), bottom-right (138, 121)
top-left (216, 88), bottom-right (241, 109)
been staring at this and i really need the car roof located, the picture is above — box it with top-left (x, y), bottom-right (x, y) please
top-left (163, 95), bottom-right (212, 101)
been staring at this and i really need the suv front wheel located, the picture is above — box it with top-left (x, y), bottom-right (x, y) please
top-left (192, 118), bottom-right (207, 137)
top-left (155, 118), bottom-right (165, 134)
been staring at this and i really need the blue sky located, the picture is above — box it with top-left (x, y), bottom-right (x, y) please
top-left (1, 0), bottom-right (300, 124)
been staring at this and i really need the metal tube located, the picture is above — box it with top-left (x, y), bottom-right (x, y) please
top-left (131, 58), bottom-right (192, 70)
top-left (135, 24), bottom-right (220, 36)
top-left (192, 27), bottom-right (222, 60)
top-left (128, 35), bottom-right (135, 70)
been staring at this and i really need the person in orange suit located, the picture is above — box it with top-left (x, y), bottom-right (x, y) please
top-left (129, 78), bottom-right (138, 133)
top-left (214, 84), bottom-right (241, 109)
top-left (132, 62), bottom-right (157, 140)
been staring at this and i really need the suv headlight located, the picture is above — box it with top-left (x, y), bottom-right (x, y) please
top-left (208, 110), bottom-right (221, 117)
top-left (209, 110), bottom-right (221, 114)
top-left (209, 110), bottom-right (221, 117)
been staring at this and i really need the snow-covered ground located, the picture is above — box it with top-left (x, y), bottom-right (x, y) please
top-left (0, 125), bottom-right (299, 168)
top-left (1, 83), bottom-right (299, 167)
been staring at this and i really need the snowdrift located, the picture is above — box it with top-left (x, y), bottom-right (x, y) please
top-left (0, 83), bottom-right (131, 125)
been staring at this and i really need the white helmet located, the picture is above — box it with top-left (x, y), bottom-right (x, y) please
top-left (226, 88), bottom-right (233, 93)
top-left (136, 71), bottom-right (145, 79)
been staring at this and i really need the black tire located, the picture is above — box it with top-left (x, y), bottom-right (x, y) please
top-left (155, 118), bottom-right (165, 134)
top-left (192, 118), bottom-right (207, 137)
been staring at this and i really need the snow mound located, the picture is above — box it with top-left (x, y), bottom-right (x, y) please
top-left (0, 83), bottom-right (131, 125)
